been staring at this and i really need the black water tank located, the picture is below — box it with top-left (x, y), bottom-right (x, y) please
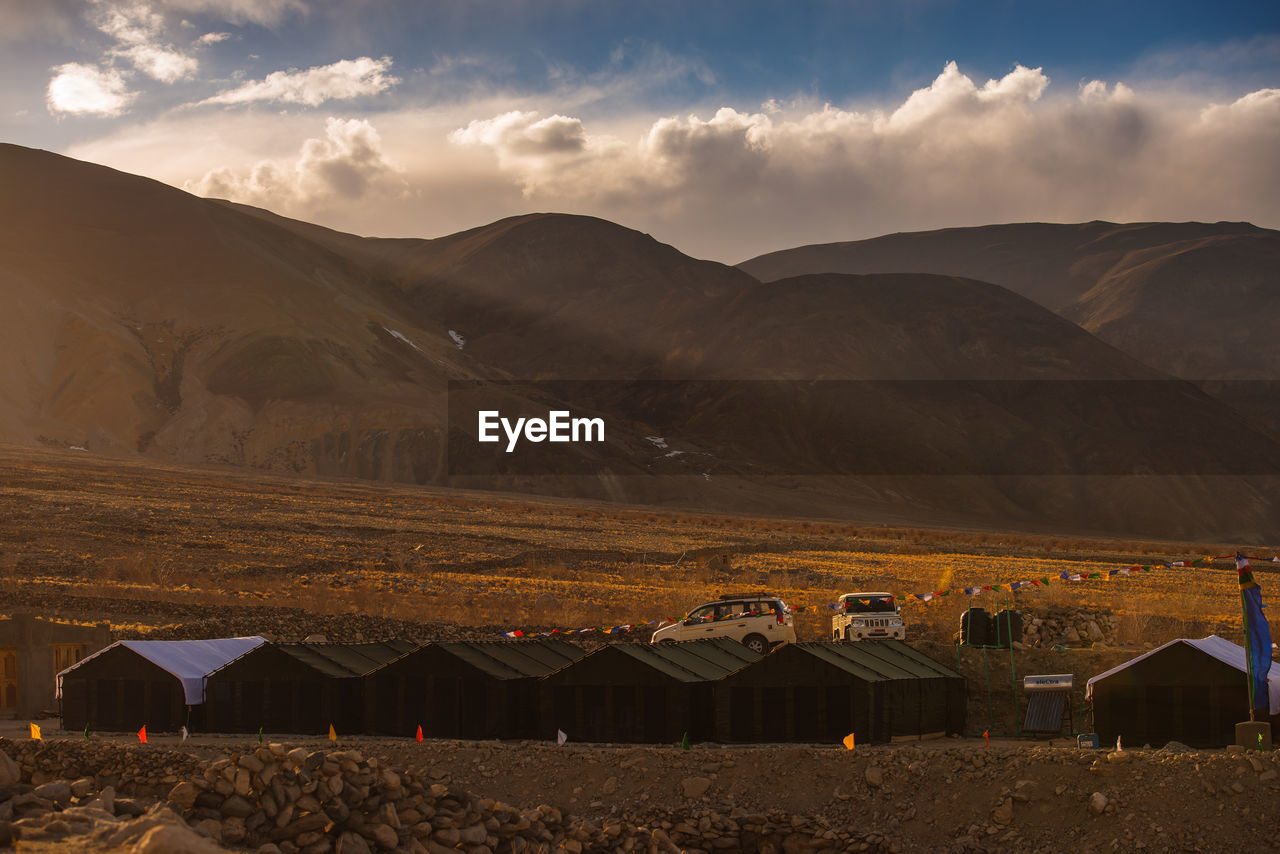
top-left (994, 609), bottom-right (1024, 648)
top-left (960, 607), bottom-right (991, 646)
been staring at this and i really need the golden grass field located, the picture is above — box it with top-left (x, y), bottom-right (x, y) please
top-left (0, 443), bottom-right (1272, 649)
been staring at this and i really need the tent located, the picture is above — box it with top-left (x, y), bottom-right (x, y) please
top-left (542, 638), bottom-right (759, 743)
top-left (364, 639), bottom-right (583, 738)
top-left (204, 640), bottom-right (416, 735)
top-left (715, 641), bottom-right (966, 744)
top-left (58, 637), bottom-right (265, 732)
top-left (1086, 635), bottom-right (1280, 748)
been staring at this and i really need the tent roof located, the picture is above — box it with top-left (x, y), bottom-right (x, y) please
top-left (58, 636), bottom-right (267, 704)
top-left (1086, 635), bottom-right (1280, 714)
top-left (272, 640), bottom-right (419, 678)
top-left (608, 638), bottom-right (761, 682)
top-left (794, 641), bottom-right (962, 682)
top-left (429, 639), bottom-right (584, 679)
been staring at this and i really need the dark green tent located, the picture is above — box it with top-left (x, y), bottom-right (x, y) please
top-left (364, 639), bottom-right (583, 739)
top-left (542, 638), bottom-right (759, 743)
top-left (715, 641), bottom-right (965, 743)
top-left (205, 640), bottom-right (416, 735)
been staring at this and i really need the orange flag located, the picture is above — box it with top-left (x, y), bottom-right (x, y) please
top-left (842, 733), bottom-right (855, 750)
top-left (328, 724), bottom-right (337, 742)
top-left (29, 723), bottom-right (41, 740)
top-left (415, 725), bottom-right (423, 743)
top-left (983, 729), bottom-right (989, 748)
top-left (138, 725), bottom-right (147, 743)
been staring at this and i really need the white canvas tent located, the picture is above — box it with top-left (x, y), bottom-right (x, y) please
top-left (1087, 635), bottom-right (1280, 714)
top-left (57, 637), bottom-right (266, 703)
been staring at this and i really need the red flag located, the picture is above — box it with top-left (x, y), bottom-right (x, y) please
top-left (138, 725), bottom-right (147, 743)
top-left (415, 725), bottom-right (423, 743)
top-left (983, 729), bottom-right (989, 748)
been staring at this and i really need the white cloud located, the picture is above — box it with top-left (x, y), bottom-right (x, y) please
top-left (185, 116), bottom-right (405, 208)
top-left (159, 0), bottom-right (307, 27)
top-left (446, 62), bottom-right (1280, 259)
top-left (200, 56), bottom-right (399, 107)
top-left (196, 31), bottom-right (232, 45)
top-left (121, 43), bottom-right (199, 82)
top-left (92, 1), bottom-right (199, 83)
top-left (46, 63), bottom-right (137, 116)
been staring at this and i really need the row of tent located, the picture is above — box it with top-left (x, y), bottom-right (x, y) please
top-left (57, 637), bottom-right (966, 744)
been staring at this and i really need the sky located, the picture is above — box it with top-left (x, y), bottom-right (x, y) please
top-left (3, 0), bottom-right (1279, 261)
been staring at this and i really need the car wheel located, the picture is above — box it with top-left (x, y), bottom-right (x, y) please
top-left (742, 634), bottom-right (769, 655)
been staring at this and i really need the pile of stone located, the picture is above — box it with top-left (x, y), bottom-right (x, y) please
top-left (171, 744), bottom-right (675, 853)
top-left (1021, 608), bottom-right (1120, 648)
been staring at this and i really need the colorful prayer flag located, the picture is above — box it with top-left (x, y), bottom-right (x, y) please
top-left (1238, 553), bottom-right (1273, 712)
top-left (556, 729), bottom-right (568, 746)
top-left (416, 725), bottom-right (424, 743)
top-left (138, 725), bottom-right (147, 743)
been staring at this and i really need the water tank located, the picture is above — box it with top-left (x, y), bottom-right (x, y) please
top-left (959, 607), bottom-right (991, 646)
top-left (994, 609), bottom-right (1024, 648)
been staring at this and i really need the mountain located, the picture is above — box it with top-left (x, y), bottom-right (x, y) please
top-left (3, 143), bottom-right (1278, 539)
top-left (738, 221), bottom-right (1280, 387)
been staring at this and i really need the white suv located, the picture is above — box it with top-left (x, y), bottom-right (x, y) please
top-left (651, 593), bottom-right (795, 654)
top-left (832, 592), bottom-right (906, 641)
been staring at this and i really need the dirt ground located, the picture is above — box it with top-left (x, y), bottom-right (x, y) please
top-left (4, 719), bottom-right (1280, 854)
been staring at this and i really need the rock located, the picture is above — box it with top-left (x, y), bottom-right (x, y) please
top-left (864, 766), bottom-right (884, 788)
top-left (133, 823), bottom-right (227, 853)
top-left (1012, 780), bottom-right (1040, 803)
top-left (682, 777), bottom-right (712, 798)
top-left (337, 832), bottom-right (372, 854)
top-left (33, 781), bottom-right (71, 805)
top-left (1085, 621), bottom-right (1105, 642)
top-left (601, 776), bottom-right (618, 795)
top-left (0, 822), bottom-right (18, 847)
top-left (99, 786), bottom-right (116, 815)
top-left (371, 823), bottom-right (399, 850)
top-left (166, 782), bottom-right (199, 812)
top-left (1160, 741), bottom-right (1196, 754)
top-left (1088, 793), bottom-right (1108, 815)
top-left (1063, 626), bottom-right (1081, 644)
top-left (991, 800), bottom-right (1013, 825)
top-left (220, 795), bottom-right (255, 819)
top-left (0, 753), bottom-right (18, 787)
top-left (70, 778), bottom-right (95, 798)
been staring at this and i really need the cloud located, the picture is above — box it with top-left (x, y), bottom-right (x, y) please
top-left (185, 116), bottom-right (405, 207)
top-left (92, 1), bottom-right (199, 83)
top-left (159, 0), bottom-right (307, 27)
top-left (196, 31), bottom-right (232, 45)
top-left (46, 63), bottom-right (137, 116)
top-left (200, 56), bottom-right (399, 106)
top-left (443, 61), bottom-right (1280, 259)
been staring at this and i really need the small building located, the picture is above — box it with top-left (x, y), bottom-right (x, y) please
top-left (58, 637), bottom-right (266, 733)
top-left (0, 614), bottom-right (111, 718)
top-left (204, 640), bottom-right (417, 735)
top-left (542, 638), bottom-right (759, 743)
top-left (1086, 635), bottom-right (1280, 748)
top-left (715, 641), bottom-right (966, 744)
top-left (364, 639), bottom-right (584, 739)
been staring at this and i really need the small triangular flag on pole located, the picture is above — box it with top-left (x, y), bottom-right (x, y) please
top-left (983, 729), bottom-right (989, 748)
top-left (83, 724), bottom-right (89, 740)
top-left (258, 726), bottom-right (263, 744)
top-left (415, 725), bottom-right (423, 743)
top-left (328, 724), bottom-right (337, 742)
top-left (556, 729), bottom-right (568, 746)
top-left (180, 725), bottom-right (189, 743)
top-left (138, 725), bottom-right (147, 744)
top-left (842, 733), bottom-right (855, 750)
top-left (29, 723), bottom-right (41, 740)
top-left (680, 732), bottom-right (690, 750)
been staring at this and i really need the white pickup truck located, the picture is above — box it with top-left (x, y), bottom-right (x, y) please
top-left (831, 592), bottom-right (906, 641)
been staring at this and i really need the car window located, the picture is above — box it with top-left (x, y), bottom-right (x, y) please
top-left (687, 605), bottom-right (715, 621)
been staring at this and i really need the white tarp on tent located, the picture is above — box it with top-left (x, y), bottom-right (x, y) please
top-left (1086, 635), bottom-right (1280, 714)
top-left (57, 636), bottom-right (266, 704)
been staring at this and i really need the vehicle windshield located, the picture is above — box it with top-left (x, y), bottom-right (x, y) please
top-left (843, 596), bottom-right (898, 614)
